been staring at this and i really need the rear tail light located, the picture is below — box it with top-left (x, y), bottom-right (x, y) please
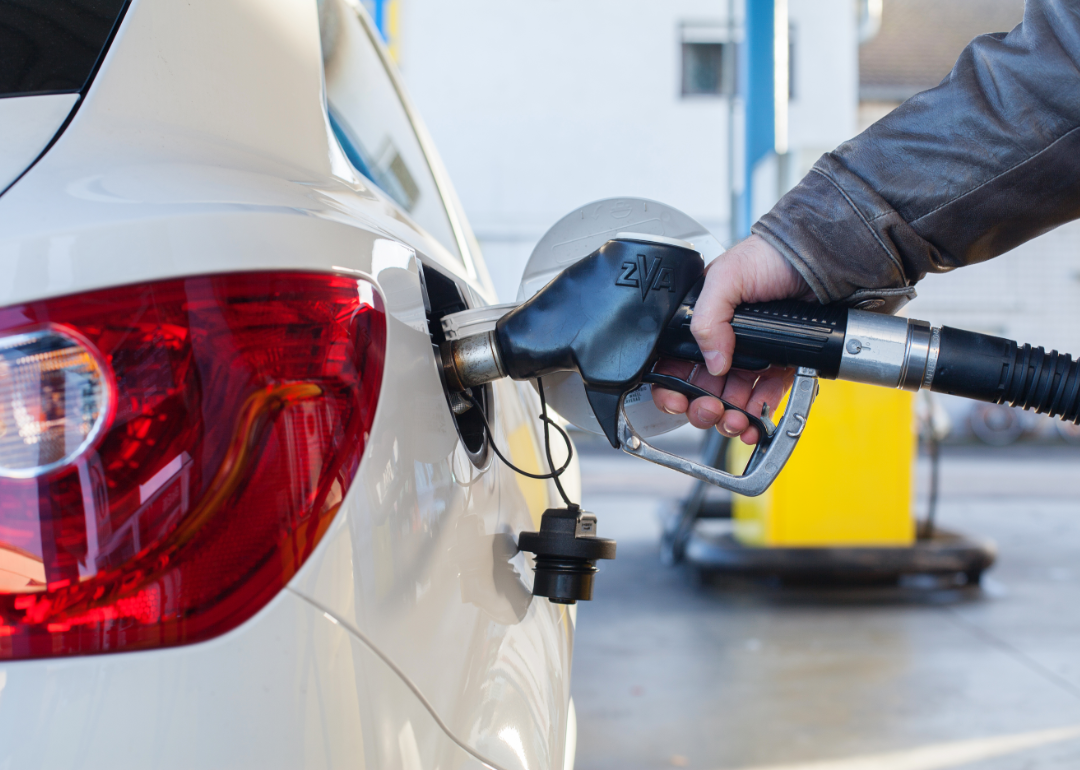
top-left (0, 272), bottom-right (385, 659)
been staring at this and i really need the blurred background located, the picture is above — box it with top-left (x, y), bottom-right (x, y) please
top-left (372, 1), bottom-right (1080, 768)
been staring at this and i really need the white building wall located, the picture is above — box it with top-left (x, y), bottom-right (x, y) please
top-left (399, 0), bottom-right (858, 302)
top-left (788, 0), bottom-right (858, 179)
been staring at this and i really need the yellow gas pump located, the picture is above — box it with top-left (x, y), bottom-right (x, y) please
top-left (731, 380), bottom-right (915, 547)
top-left (665, 380), bottom-right (995, 583)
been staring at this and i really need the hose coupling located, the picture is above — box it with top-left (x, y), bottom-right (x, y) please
top-left (838, 310), bottom-right (940, 391)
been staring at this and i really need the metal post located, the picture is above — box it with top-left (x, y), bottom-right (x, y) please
top-left (739, 0), bottom-right (775, 238)
top-left (738, 0), bottom-right (788, 239)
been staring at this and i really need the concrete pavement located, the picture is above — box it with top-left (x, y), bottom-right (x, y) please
top-left (570, 430), bottom-right (1080, 770)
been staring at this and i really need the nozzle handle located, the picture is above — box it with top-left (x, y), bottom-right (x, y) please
top-left (659, 289), bottom-right (942, 393)
top-left (659, 292), bottom-right (848, 378)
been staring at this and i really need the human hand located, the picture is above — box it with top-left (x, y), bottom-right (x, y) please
top-left (651, 234), bottom-right (814, 444)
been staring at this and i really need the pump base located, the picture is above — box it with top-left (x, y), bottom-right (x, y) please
top-left (682, 528), bottom-right (996, 584)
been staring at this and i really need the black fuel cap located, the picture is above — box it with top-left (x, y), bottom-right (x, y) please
top-left (517, 505), bottom-right (616, 604)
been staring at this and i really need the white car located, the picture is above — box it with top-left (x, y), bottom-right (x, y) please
top-left (0, 1), bottom-right (580, 768)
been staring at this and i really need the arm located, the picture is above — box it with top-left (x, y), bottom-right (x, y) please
top-left (755, 0), bottom-right (1080, 306)
top-left (657, 0), bottom-right (1080, 439)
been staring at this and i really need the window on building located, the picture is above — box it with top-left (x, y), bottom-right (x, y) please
top-left (680, 24), bottom-right (738, 97)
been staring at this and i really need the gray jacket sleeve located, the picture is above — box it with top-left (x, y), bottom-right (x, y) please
top-left (752, 0), bottom-right (1080, 311)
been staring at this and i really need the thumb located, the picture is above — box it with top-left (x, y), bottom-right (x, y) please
top-left (690, 255), bottom-right (743, 377)
top-left (689, 235), bottom-right (811, 377)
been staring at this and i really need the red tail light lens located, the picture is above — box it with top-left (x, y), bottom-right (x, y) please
top-left (0, 272), bottom-right (385, 659)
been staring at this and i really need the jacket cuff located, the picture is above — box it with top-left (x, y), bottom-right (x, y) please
top-left (752, 153), bottom-right (933, 311)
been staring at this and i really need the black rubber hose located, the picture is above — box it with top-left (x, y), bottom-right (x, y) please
top-left (930, 327), bottom-right (1080, 423)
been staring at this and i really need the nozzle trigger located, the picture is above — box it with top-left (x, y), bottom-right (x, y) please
top-left (642, 373), bottom-right (776, 439)
top-left (620, 368), bottom-right (820, 497)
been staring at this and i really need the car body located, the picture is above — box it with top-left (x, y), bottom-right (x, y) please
top-left (0, 1), bottom-right (579, 768)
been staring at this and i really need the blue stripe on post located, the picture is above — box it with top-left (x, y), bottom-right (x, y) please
top-left (739, 0), bottom-right (776, 238)
top-left (373, 0), bottom-right (387, 41)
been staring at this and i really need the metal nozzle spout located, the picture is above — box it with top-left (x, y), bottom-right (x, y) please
top-left (441, 330), bottom-right (506, 391)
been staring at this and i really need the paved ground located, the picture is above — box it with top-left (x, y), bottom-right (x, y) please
top-left (570, 429), bottom-right (1080, 770)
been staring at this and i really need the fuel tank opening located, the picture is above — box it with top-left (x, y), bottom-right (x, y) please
top-left (421, 263), bottom-right (492, 466)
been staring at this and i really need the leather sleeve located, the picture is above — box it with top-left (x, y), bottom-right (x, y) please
top-left (753, 0), bottom-right (1080, 309)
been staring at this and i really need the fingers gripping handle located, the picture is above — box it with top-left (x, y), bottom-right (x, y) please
top-left (619, 368), bottom-right (820, 496)
top-left (641, 372), bottom-right (776, 438)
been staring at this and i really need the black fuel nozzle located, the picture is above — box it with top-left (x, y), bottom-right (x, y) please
top-left (495, 238), bottom-right (704, 446)
top-left (517, 504), bottom-right (616, 604)
top-left (487, 236), bottom-right (705, 446)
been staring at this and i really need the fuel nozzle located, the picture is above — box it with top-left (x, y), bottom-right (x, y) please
top-left (517, 504), bottom-right (616, 604)
top-left (441, 234), bottom-right (707, 446)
